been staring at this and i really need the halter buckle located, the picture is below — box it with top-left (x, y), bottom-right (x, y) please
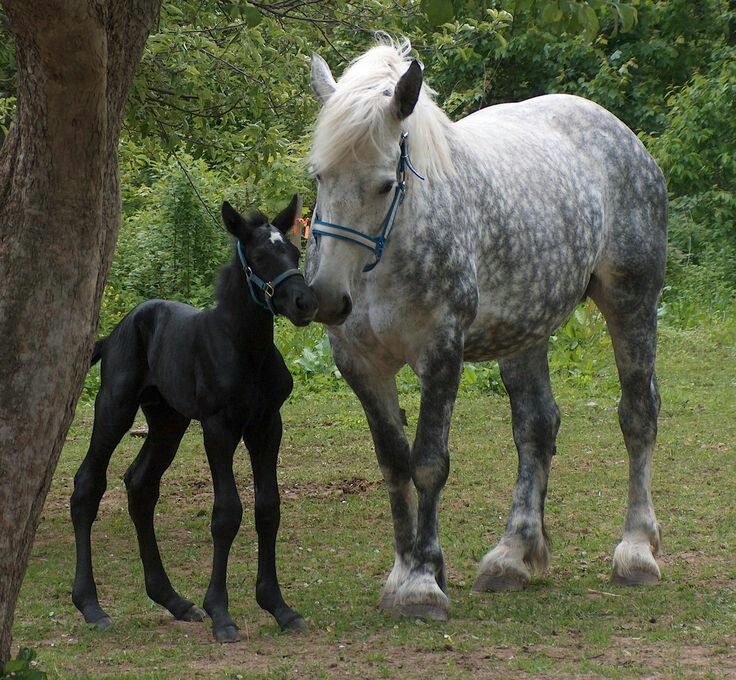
top-left (264, 282), bottom-right (275, 298)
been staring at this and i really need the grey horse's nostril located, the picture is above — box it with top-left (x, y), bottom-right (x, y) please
top-left (341, 294), bottom-right (352, 318)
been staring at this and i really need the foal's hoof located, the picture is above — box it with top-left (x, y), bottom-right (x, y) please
top-left (180, 605), bottom-right (207, 622)
top-left (213, 623), bottom-right (241, 643)
top-left (281, 615), bottom-right (308, 634)
top-left (611, 539), bottom-right (661, 586)
top-left (88, 615), bottom-right (113, 631)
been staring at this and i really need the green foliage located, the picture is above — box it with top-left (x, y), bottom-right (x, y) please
top-left (419, 0), bottom-right (637, 38)
top-left (101, 151), bottom-right (231, 334)
top-left (1, 648), bottom-right (46, 680)
top-left (549, 301), bottom-right (615, 389)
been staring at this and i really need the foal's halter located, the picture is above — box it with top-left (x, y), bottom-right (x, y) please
top-left (312, 132), bottom-right (425, 272)
top-left (236, 238), bottom-right (303, 316)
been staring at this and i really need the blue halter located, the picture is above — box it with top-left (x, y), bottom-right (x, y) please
top-left (236, 239), bottom-right (303, 316)
top-left (311, 132), bottom-right (425, 272)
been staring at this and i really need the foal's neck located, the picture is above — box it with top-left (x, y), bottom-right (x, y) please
top-left (213, 253), bottom-right (275, 348)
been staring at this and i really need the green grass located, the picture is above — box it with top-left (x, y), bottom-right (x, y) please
top-left (11, 314), bottom-right (736, 678)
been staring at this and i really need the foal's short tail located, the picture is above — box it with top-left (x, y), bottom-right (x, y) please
top-left (90, 338), bottom-right (106, 367)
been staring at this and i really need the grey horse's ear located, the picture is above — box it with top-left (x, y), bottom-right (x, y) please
top-left (392, 59), bottom-right (423, 120)
top-left (311, 53), bottom-right (337, 104)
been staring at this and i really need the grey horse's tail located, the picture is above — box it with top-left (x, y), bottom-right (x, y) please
top-left (90, 338), bottom-right (106, 367)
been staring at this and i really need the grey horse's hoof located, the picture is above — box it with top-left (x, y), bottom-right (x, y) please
top-left (393, 603), bottom-right (449, 621)
top-left (472, 569), bottom-right (529, 593)
top-left (213, 623), bottom-right (241, 643)
top-left (611, 539), bottom-right (661, 586)
top-left (378, 592), bottom-right (396, 610)
top-left (612, 569), bottom-right (661, 586)
top-left (180, 605), bottom-right (207, 622)
top-left (281, 615), bottom-right (308, 633)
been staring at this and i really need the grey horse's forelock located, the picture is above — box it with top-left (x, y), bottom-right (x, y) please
top-left (308, 37), bottom-right (455, 182)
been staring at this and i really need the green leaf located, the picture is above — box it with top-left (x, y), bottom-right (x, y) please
top-left (540, 2), bottom-right (562, 24)
top-left (422, 0), bottom-right (455, 26)
top-left (616, 3), bottom-right (636, 32)
top-left (582, 4), bottom-right (600, 39)
top-left (242, 3), bottom-right (262, 27)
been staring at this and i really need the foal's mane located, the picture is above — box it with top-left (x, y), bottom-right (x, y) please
top-left (309, 37), bottom-right (454, 182)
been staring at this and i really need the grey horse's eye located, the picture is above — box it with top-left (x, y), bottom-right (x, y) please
top-left (379, 180), bottom-right (394, 195)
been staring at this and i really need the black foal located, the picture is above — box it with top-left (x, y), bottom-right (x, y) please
top-left (71, 196), bottom-right (317, 642)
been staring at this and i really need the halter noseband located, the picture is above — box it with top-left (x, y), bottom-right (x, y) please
top-left (311, 132), bottom-right (425, 272)
top-left (236, 238), bottom-right (303, 316)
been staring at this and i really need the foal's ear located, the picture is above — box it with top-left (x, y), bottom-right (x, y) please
top-left (221, 201), bottom-right (246, 238)
top-left (271, 194), bottom-right (302, 235)
top-left (221, 201), bottom-right (266, 240)
top-left (392, 59), bottom-right (423, 120)
top-left (311, 53), bottom-right (337, 104)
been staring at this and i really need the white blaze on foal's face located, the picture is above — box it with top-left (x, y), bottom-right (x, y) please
top-left (269, 229), bottom-right (285, 245)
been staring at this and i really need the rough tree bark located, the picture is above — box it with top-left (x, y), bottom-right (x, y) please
top-left (0, 0), bottom-right (161, 663)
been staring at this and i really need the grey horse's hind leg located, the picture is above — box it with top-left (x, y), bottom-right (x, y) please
top-left (332, 347), bottom-right (416, 611)
top-left (474, 343), bottom-right (559, 592)
top-left (592, 286), bottom-right (663, 585)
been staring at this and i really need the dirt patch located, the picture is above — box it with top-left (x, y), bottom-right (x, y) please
top-left (591, 637), bottom-right (736, 676)
top-left (281, 477), bottom-right (383, 501)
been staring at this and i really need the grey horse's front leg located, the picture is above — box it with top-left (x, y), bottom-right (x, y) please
top-left (474, 343), bottom-right (559, 592)
top-left (390, 331), bottom-right (464, 621)
top-left (333, 348), bottom-right (417, 610)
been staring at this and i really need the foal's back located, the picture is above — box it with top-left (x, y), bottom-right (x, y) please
top-left (99, 299), bottom-right (227, 420)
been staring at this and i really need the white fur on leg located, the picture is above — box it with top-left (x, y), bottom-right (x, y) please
top-left (392, 573), bottom-right (450, 621)
top-left (612, 503), bottom-right (662, 585)
top-left (612, 531), bottom-right (661, 585)
top-left (378, 553), bottom-right (412, 609)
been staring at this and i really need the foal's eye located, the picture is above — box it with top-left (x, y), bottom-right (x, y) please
top-left (379, 181), bottom-right (394, 195)
top-left (316, 174), bottom-right (322, 182)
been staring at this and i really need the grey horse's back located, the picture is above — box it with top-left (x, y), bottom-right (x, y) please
top-left (461, 92), bottom-right (667, 254)
top-left (456, 94), bottom-right (667, 359)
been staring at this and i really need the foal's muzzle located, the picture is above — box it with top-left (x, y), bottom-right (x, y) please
top-left (280, 283), bottom-right (319, 327)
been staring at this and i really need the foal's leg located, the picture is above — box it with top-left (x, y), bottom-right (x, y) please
top-left (123, 402), bottom-right (204, 622)
top-left (71, 387), bottom-right (137, 628)
top-left (592, 292), bottom-right (662, 585)
top-left (391, 331), bottom-right (464, 621)
top-left (474, 343), bottom-right (559, 592)
top-left (336, 356), bottom-right (415, 610)
top-left (243, 411), bottom-right (305, 632)
top-left (201, 414), bottom-right (243, 642)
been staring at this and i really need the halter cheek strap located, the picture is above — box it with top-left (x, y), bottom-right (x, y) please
top-left (311, 131), bottom-right (425, 273)
top-left (236, 239), bottom-right (303, 316)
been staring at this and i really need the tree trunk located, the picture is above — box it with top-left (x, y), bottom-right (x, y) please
top-left (0, 0), bottom-right (161, 663)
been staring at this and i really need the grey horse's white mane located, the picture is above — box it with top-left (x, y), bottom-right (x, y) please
top-left (309, 36), bottom-right (454, 182)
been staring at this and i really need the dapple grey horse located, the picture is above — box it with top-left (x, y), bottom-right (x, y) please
top-left (306, 39), bottom-right (667, 620)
